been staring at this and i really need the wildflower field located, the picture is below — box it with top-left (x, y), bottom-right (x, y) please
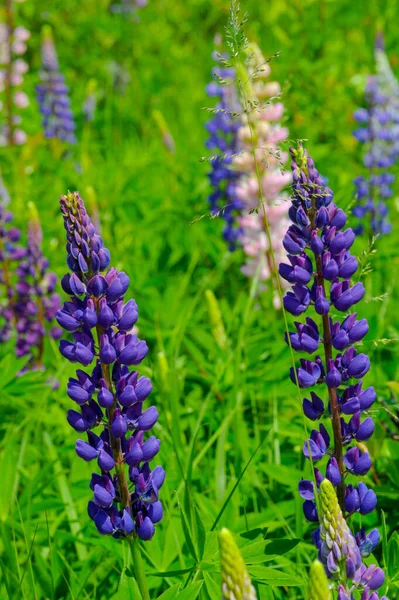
top-left (1, 0), bottom-right (399, 598)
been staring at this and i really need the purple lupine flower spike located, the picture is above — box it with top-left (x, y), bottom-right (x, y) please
top-left (205, 51), bottom-right (243, 250)
top-left (57, 191), bottom-right (164, 540)
top-left (281, 144), bottom-right (387, 596)
top-left (13, 202), bottom-right (62, 371)
top-left (0, 172), bottom-right (24, 342)
top-left (36, 26), bottom-right (76, 144)
top-left (353, 33), bottom-right (399, 236)
top-left (0, 0), bottom-right (30, 146)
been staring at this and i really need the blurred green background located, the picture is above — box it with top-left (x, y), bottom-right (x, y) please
top-left (1, 0), bottom-right (399, 598)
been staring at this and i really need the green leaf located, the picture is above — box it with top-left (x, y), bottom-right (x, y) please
top-left (263, 539), bottom-right (301, 556)
top-left (194, 506), bottom-right (206, 560)
top-left (203, 571), bottom-right (220, 600)
top-left (249, 566), bottom-right (303, 586)
top-left (149, 567), bottom-right (195, 578)
top-left (177, 497), bottom-right (199, 562)
top-left (176, 581), bottom-right (204, 600)
top-left (115, 568), bottom-right (142, 600)
top-left (156, 584), bottom-right (182, 600)
top-left (43, 432), bottom-right (87, 562)
top-left (211, 434), bottom-right (269, 531)
top-left (388, 531), bottom-right (399, 578)
top-left (240, 528), bottom-right (268, 541)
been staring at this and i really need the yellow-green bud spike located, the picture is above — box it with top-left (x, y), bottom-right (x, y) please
top-left (219, 528), bottom-right (257, 600)
top-left (41, 24), bottom-right (53, 42)
top-left (27, 201), bottom-right (43, 248)
top-left (308, 560), bottom-right (331, 600)
top-left (318, 479), bottom-right (361, 582)
top-left (291, 143), bottom-right (308, 174)
top-left (27, 201), bottom-right (40, 224)
top-left (205, 289), bottom-right (227, 350)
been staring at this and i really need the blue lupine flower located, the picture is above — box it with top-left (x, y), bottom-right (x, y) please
top-left (36, 26), bottom-right (76, 144)
top-left (353, 35), bottom-right (399, 235)
top-left (13, 202), bottom-right (62, 371)
top-left (0, 179), bottom-right (25, 342)
top-left (0, 185), bottom-right (60, 368)
top-left (57, 191), bottom-right (164, 540)
top-left (280, 144), bottom-right (385, 594)
top-left (205, 53), bottom-right (243, 250)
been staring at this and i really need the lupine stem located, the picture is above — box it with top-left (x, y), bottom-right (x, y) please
top-left (129, 537), bottom-right (151, 600)
top-left (94, 309), bottom-right (131, 510)
top-left (314, 252), bottom-right (345, 512)
top-left (36, 295), bottom-right (45, 367)
top-left (306, 198), bottom-right (346, 512)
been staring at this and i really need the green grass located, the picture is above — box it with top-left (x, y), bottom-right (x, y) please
top-left (1, 0), bottom-right (399, 598)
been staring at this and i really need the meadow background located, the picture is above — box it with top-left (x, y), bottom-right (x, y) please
top-left (1, 0), bottom-right (399, 598)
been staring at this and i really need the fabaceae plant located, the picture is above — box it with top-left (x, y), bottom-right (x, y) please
top-left (36, 26), bottom-right (76, 144)
top-left (280, 143), bottom-right (387, 597)
top-left (14, 202), bottom-right (61, 371)
top-left (0, 184), bottom-right (60, 369)
top-left (205, 37), bottom-right (290, 301)
top-left (205, 53), bottom-right (242, 250)
top-left (232, 42), bottom-right (291, 299)
top-left (353, 33), bottom-right (399, 236)
top-left (0, 0), bottom-right (30, 146)
top-left (0, 173), bottom-right (25, 343)
top-left (219, 528), bottom-right (257, 600)
top-left (56, 191), bottom-right (163, 599)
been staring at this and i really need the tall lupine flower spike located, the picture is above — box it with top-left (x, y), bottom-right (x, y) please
top-left (352, 33), bottom-right (399, 236)
top-left (36, 26), bottom-right (76, 144)
top-left (0, 172), bottom-right (25, 342)
top-left (232, 43), bottom-right (291, 300)
top-left (57, 192), bottom-right (164, 542)
top-left (219, 528), bottom-right (257, 600)
top-left (308, 560), bottom-right (331, 600)
top-left (280, 144), bottom-right (387, 596)
top-left (205, 51), bottom-right (243, 250)
top-left (13, 202), bottom-right (61, 371)
top-left (0, 0), bottom-right (30, 146)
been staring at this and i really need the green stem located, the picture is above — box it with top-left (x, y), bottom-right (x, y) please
top-left (129, 537), bottom-right (151, 600)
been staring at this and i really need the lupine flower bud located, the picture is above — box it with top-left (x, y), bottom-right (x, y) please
top-left (57, 191), bottom-right (164, 540)
top-left (308, 560), bottom-right (331, 600)
top-left (219, 528), bottom-right (257, 600)
top-left (36, 26), bottom-right (76, 143)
